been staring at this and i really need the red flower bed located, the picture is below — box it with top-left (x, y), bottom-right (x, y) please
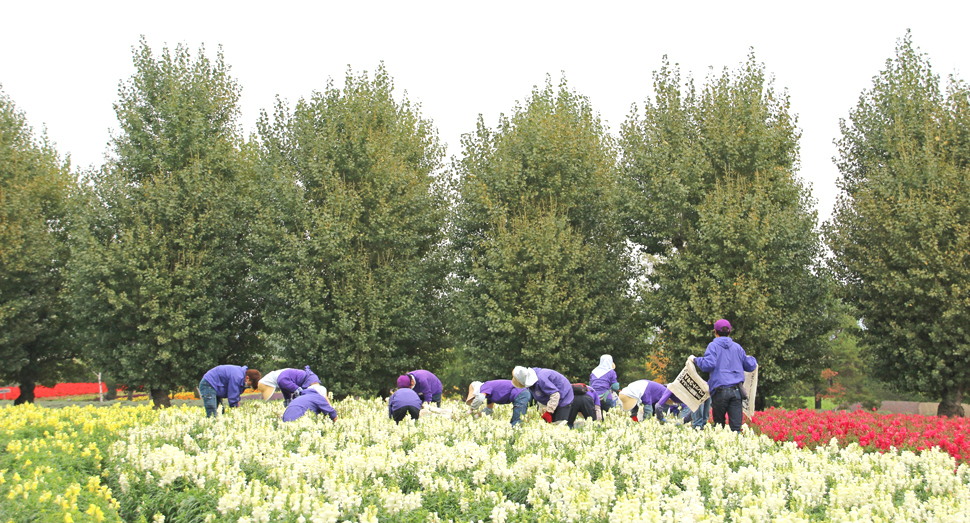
top-left (1, 383), bottom-right (109, 400)
top-left (751, 407), bottom-right (970, 463)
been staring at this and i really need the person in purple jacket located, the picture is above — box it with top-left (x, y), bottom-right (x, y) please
top-left (465, 379), bottom-right (532, 427)
top-left (511, 366), bottom-right (574, 425)
top-left (257, 366), bottom-right (321, 406)
top-left (618, 379), bottom-right (668, 422)
top-left (389, 375), bottom-right (423, 423)
top-left (589, 355), bottom-right (619, 413)
top-left (567, 383), bottom-right (600, 426)
top-left (281, 384), bottom-right (338, 422)
top-left (406, 370), bottom-right (443, 407)
top-left (692, 319), bottom-right (758, 432)
top-left (199, 365), bottom-right (261, 418)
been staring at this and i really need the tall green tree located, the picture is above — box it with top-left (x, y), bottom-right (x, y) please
top-left (68, 40), bottom-right (265, 407)
top-left (622, 55), bottom-right (835, 406)
top-left (827, 32), bottom-right (970, 417)
top-left (451, 78), bottom-right (640, 381)
top-left (0, 87), bottom-right (79, 404)
top-left (256, 65), bottom-right (450, 396)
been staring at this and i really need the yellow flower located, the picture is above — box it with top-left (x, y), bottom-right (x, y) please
top-left (86, 504), bottom-right (105, 522)
top-left (64, 513), bottom-right (73, 523)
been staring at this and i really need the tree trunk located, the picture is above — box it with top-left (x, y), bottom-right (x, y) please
top-left (815, 394), bottom-right (823, 410)
top-left (104, 381), bottom-right (118, 401)
top-left (13, 379), bottom-right (35, 405)
top-left (938, 386), bottom-right (965, 417)
top-left (150, 387), bottom-right (171, 409)
top-left (754, 394), bottom-right (766, 412)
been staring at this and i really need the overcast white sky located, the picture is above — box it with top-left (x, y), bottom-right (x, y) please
top-left (2, 1), bottom-right (968, 222)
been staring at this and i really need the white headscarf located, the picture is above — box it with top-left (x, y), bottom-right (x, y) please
top-left (468, 381), bottom-right (486, 410)
top-left (591, 355), bottom-right (614, 378)
top-left (307, 383), bottom-right (328, 398)
top-left (512, 366), bottom-right (538, 388)
top-left (619, 380), bottom-right (650, 406)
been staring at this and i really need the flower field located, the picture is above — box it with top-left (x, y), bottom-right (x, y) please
top-left (0, 404), bottom-right (159, 523)
top-left (3, 401), bottom-right (970, 522)
top-left (751, 408), bottom-right (970, 463)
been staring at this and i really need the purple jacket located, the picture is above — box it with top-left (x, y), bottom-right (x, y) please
top-left (586, 388), bottom-right (601, 407)
top-left (589, 369), bottom-right (617, 397)
top-left (479, 380), bottom-right (524, 405)
top-left (202, 365), bottom-right (249, 407)
top-left (408, 370), bottom-right (442, 403)
top-left (388, 388), bottom-right (423, 418)
top-left (694, 336), bottom-right (758, 392)
top-left (277, 366), bottom-right (320, 399)
top-left (529, 368), bottom-right (574, 407)
top-left (282, 389), bottom-right (337, 421)
top-left (640, 380), bottom-right (669, 406)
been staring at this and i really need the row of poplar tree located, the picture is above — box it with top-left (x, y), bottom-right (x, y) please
top-left (1, 33), bottom-right (967, 415)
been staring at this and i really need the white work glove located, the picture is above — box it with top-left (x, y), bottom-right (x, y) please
top-left (294, 387), bottom-right (303, 397)
top-left (482, 407), bottom-right (494, 416)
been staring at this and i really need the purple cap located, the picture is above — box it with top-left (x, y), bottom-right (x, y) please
top-left (396, 375), bottom-right (411, 388)
top-left (714, 319), bottom-right (732, 333)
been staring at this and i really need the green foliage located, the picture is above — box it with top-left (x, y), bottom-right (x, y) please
top-left (827, 32), bottom-right (970, 415)
top-left (622, 54), bottom-right (835, 402)
top-left (67, 39), bottom-right (265, 398)
top-left (0, 86), bottom-right (80, 403)
top-left (451, 77), bottom-right (641, 382)
top-left (256, 64), bottom-right (450, 396)
top-left (815, 308), bottom-right (877, 409)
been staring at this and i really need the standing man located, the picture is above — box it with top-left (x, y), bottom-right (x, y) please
top-left (466, 380), bottom-right (532, 427)
top-left (406, 370), bottom-right (443, 407)
top-left (511, 366), bottom-right (574, 425)
top-left (692, 319), bottom-right (758, 432)
top-left (199, 365), bottom-right (261, 418)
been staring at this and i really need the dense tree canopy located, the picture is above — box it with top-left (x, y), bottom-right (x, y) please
top-left (622, 55), bottom-right (835, 404)
top-left (68, 40), bottom-right (265, 406)
top-left (451, 78), bottom-right (641, 382)
top-left (827, 33), bottom-right (970, 416)
top-left (256, 65), bottom-right (450, 396)
top-left (0, 87), bottom-right (79, 403)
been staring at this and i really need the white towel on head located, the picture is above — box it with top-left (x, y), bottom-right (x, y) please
top-left (469, 381), bottom-right (486, 409)
top-left (307, 383), bottom-right (328, 397)
top-left (591, 355), bottom-right (614, 378)
top-left (618, 380), bottom-right (650, 409)
top-left (512, 366), bottom-right (538, 388)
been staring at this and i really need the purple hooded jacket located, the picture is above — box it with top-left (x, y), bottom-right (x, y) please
top-left (408, 370), bottom-right (442, 403)
top-left (282, 389), bottom-right (337, 421)
top-left (694, 336), bottom-right (758, 391)
top-left (529, 368), bottom-right (574, 407)
top-left (277, 366), bottom-right (321, 400)
top-left (202, 365), bottom-right (249, 407)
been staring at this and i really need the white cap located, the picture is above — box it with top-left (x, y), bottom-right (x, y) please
top-left (512, 366), bottom-right (538, 388)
